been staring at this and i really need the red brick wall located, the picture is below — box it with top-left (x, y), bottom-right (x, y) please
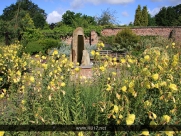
top-left (62, 27), bottom-right (181, 45)
top-left (101, 27), bottom-right (181, 42)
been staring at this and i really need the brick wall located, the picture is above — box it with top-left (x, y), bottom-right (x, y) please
top-left (101, 26), bottom-right (181, 42)
top-left (62, 27), bottom-right (181, 45)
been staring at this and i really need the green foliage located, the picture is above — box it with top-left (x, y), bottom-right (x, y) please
top-left (100, 35), bottom-right (115, 45)
top-left (113, 28), bottom-right (140, 51)
top-left (155, 4), bottom-right (181, 26)
top-left (21, 28), bottom-right (43, 45)
top-left (24, 38), bottom-right (60, 55)
top-left (61, 10), bottom-right (96, 27)
top-left (142, 6), bottom-right (148, 26)
top-left (148, 13), bottom-right (156, 26)
top-left (1, 0), bottom-right (46, 29)
top-left (48, 42), bottom-right (71, 57)
top-left (134, 5), bottom-right (142, 26)
top-left (134, 5), bottom-right (148, 26)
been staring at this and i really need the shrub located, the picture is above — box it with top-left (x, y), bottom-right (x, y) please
top-left (114, 27), bottom-right (140, 51)
top-left (24, 38), bottom-right (60, 55)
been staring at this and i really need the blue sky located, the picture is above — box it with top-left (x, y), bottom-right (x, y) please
top-left (0, 0), bottom-right (181, 25)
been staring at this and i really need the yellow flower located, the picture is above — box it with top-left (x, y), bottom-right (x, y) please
top-left (42, 64), bottom-right (48, 69)
top-left (106, 84), bottom-right (112, 91)
top-left (129, 81), bottom-right (135, 88)
top-left (144, 55), bottom-right (150, 61)
top-left (119, 114), bottom-right (123, 119)
top-left (165, 126), bottom-right (175, 136)
top-left (160, 81), bottom-right (167, 87)
top-left (74, 67), bottom-right (80, 72)
top-left (41, 56), bottom-right (46, 60)
top-left (172, 42), bottom-right (175, 46)
top-left (16, 70), bottom-right (21, 76)
top-left (53, 50), bottom-right (58, 55)
top-left (91, 50), bottom-right (95, 56)
top-left (144, 100), bottom-right (152, 107)
top-left (113, 105), bottom-right (119, 113)
top-left (78, 131), bottom-right (84, 136)
top-left (112, 72), bottom-right (116, 76)
top-left (141, 129), bottom-right (149, 136)
top-left (61, 82), bottom-right (66, 87)
top-left (126, 114), bottom-right (135, 125)
top-left (120, 58), bottom-right (126, 64)
top-left (95, 52), bottom-right (100, 56)
top-left (0, 131), bottom-right (5, 136)
top-left (113, 57), bottom-right (117, 61)
top-left (99, 66), bottom-right (105, 72)
top-left (162, 115), bottom-right (171, 123)
top-left (29, 76), bottom-right (35, 82)
top-left (169, 83), bottom-right (178, 91)
top-left (121, 86), bottom-right (127, 92)
top-left (152, 73), bottom-right (159, 81)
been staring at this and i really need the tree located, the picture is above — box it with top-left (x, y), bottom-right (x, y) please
top-left (95, 8), bottom-right (118, 25)
top-left (148, 13), bottom-right (156, 26)
top-left (0, 0), bottom-right (46, 29)
top-left (142, 6), bottom-right (148, 26)
top-left (134, 5), bottom-right (142, 26)
top-left (61, 10), bottom-right (96, 27)
top-left (61, 10), bottom-right (76, 26)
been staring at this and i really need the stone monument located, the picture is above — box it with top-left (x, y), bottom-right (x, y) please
top-left (70, 27), bottom-right (92, 67)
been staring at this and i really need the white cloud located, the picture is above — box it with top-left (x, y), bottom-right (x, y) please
top-left (71, 0), bottom-right (134, 9)
top-left (148, 7), bottom-right (161, 16)
top-left (46, 11), bottom-right (62, 24)
top-left (121, 11), bottom-right (129, 17)
top-left (168, 0), bottom-right (181, 5)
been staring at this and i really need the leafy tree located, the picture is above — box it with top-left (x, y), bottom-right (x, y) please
top-left (95, 8), bottom-right (118, 25)
top-left (155, 7), bottom-right (168, 26)
top-left (0, 0), bottom-right (46, 29)
top-left (134, 5), bottom-right (142, 26)
top-left (61, 10), bottom-right (96, 27)
top-left (142, 6), bottom-right (148, 26)
top-left (148, 13), bottom-right (156, 26)
top-left (61, 10), bottom-right (76, 26)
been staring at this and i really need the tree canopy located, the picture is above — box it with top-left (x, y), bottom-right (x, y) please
top-left (155, 4), bottom-right (181, 26)
top-left (0, 0), bottom-right (46, 29)
top-left (134, 5), bottom-right (148, 26)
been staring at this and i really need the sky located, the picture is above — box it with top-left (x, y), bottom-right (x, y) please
top-left (0, 0), bottom-right (181, 25)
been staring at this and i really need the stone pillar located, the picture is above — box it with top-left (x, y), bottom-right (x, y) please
top-left (70, 27), bottom-right (85, 65)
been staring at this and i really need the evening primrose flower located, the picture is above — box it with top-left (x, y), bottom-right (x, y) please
top-left (29, 76), bottom-right (35, 82)
top-left (78, 131), bottom-right (84, 136)
top-left (126, 114), bottom-right (135, 125)
top-left (95, 52), bottom-right (100, 56)
top-left (162, 115), bottom-right (171, 123)
top-left (112, 72), bottom-right (116, 76)
top-left (91, 50), bottom-right (95, 56)
top-left (121, 86), bottom-right (127, 92)
top-left (140, 129), bottom-right (149, 136)
top-left (99, 66), bottom-right (105, 72)
top-left (169, 83), bottom-right (178, 92)
top-left (152, 73), bottom-right (159, 81)
top-left (53, 50), bottom-right (58, 55)
top-left (113, 105), bottom-right (119, 113)
top-left (165, 126), bottom-right (175, 136)
top-left (0, 131), bottom-right (5, 136)
top-left (61, 82), bottom-right (66, 87)
top-left (120, 58), bottom-right (126, 64)
top-left (106, 84), bottom-right (112, 91)
top-left (74, 67), bottom-right (80, 72)
top-left (144, 55), bottom-right (150, 61)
